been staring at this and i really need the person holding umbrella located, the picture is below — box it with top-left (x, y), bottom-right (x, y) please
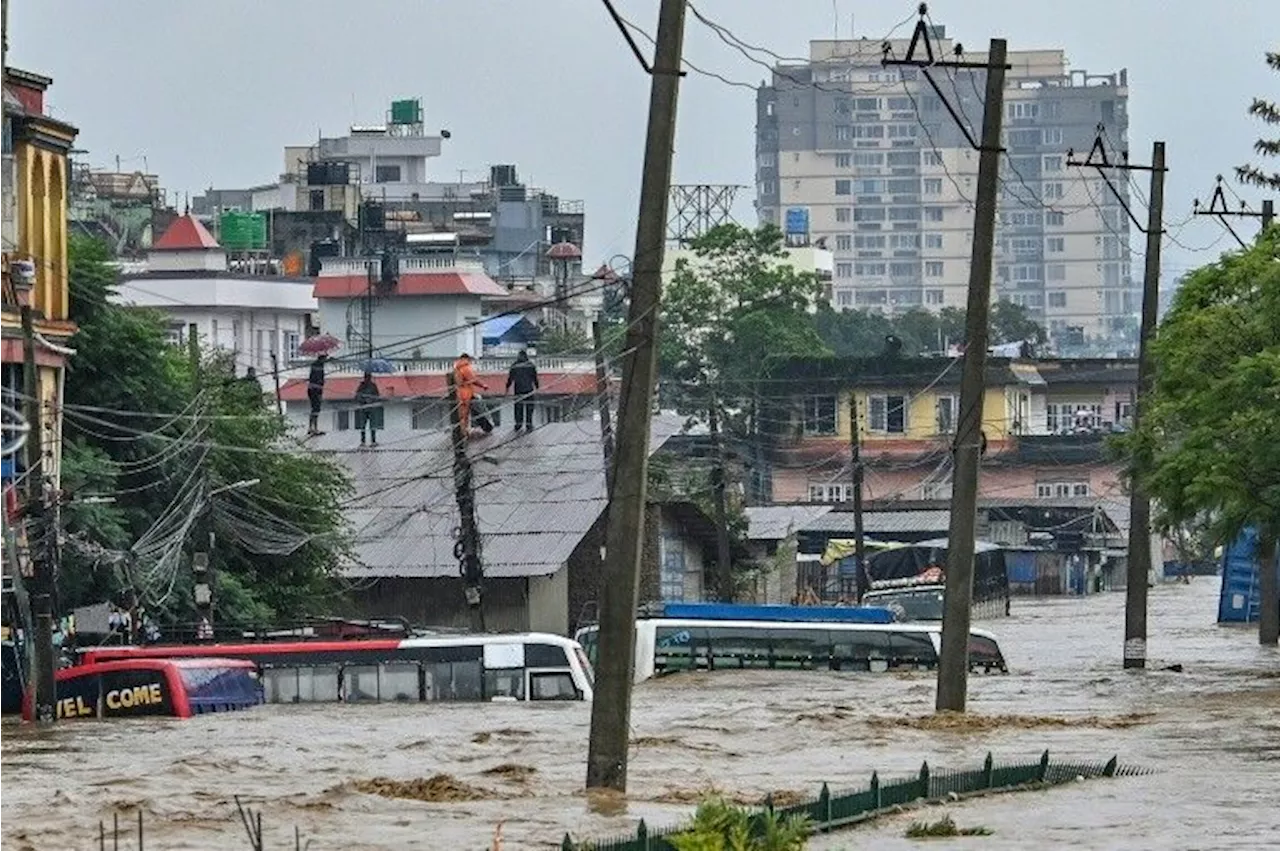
top-left (307, 353), bottom-right (328, 436)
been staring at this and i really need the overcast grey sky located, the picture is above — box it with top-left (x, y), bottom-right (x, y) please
top-left (12, 1), bottom-right (1279, 276)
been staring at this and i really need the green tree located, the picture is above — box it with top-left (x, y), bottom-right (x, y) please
top-left (661, 223), bottom-right (829, 408)
top-left (1122, 227), bottom-right (1279, 615)
top-left (1236, 51), bottom-right (1280, 191)
top-left (536, 323), bottom-right (592, 355)
top-left (989, 300), bottom-right (1047, 346)
top-left (61, 235), bottom-right (352, 626)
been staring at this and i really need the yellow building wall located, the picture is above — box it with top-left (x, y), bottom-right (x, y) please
top-left (15, 144), bottom-right (70, 321)
top-left (839, 387), bottom-right (1014, 442)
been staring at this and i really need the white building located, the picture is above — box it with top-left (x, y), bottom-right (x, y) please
top-left (114, 215), bottom-right (317, 391)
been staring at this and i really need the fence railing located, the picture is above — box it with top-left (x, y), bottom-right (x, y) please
top-left (565, 751), bottom-right (1151, 850)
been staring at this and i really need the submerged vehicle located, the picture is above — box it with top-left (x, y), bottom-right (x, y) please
top-left (575, 603), bottom-right (1006, 683)
top-left (23, 657), bottom-right (262, 721)
top-left (79, 632), bottom-right (594, 703)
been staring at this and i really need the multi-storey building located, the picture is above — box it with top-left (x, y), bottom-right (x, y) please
top-left (756, 27), bottom-right (1135, 353)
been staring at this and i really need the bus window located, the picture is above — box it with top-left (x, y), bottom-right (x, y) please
top-left (769, 629), bottom-right (827, 669)
top-left (344, 665), bottom-right (380, 701)
top-left (526, 643), bottom-right (571, 669)
top-left (654, 626), bottom-right (696, 671)
top-left (831, 630), bottom-right (890, 671)
top-left (297, 666), bottom-right (340, 702)
top-left (968, 635), bottom-right (1006, 672)
top-left (179, 665), bottom-right (263, 713)
top-left (429, 660), bottom-right (482, 701)
top-left (705, 627), bottom-right (772, 669)
top-left (380, 663), bottom-right (420, 701)
top-left (484, 668), bottom-right (525, 701)
top-left (888, 631), bottom-right (938, 668)
top-left (263, 668), bottom-right (299, 703)
top-left (530, 671), bottom-right (579, 701)
top-left (577, 630), bottom-right (599, 668)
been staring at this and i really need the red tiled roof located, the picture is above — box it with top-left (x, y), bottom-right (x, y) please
top-left (313, 273), bottom-right (507, 299)
top-left (279, 372), bottom-right (598, 402)
top-left (153, 215), bottom-right (220, 250)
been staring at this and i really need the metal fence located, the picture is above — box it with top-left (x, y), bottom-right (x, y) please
top-left (565, 751), bottom-right (1151, 851)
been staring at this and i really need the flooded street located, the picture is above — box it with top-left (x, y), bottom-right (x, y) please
top-left (4, 581), bottom-right (1277, 850)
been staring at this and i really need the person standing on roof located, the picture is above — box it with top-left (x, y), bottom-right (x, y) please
top-left (453, 353), bottom-right (487, 434)
top-left (505, 350), bottom-right (539, 432)
top-left (354, 371), bottom-right (381, 447)
top-left (306, 354), bottom-right (328, 436)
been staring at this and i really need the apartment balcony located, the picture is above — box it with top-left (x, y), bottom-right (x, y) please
top-left (317, 255), bottom-right (487, 277)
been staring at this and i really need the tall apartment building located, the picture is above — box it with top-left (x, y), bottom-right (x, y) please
top-left (756, 27), bottom-right (1136, 353)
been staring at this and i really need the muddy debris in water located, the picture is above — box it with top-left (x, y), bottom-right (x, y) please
top-left (652, 786), bottom-right (809, 807)
top-left (471, 728), bottom-right (532, 745)
top-left (866, 711), bottom-right (1155, 732)
top-left (481, 763), bottom-right (538, 782)
top-left (349, 774), bottom-right (498, 803)
top-left (583, 787), bottom-right (629, 817)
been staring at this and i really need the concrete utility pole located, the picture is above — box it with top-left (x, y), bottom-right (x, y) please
top-left (1069, 134), bottom-right (1168, 668)
top-left (592, 320), bottom-right (615, 495)
top-left (1260, 533), bottom-right (1279, 646)
top-left (848, 394), bottom-right (867, 601)
top-left (1193, 177), bottom-right (1274, 248)
top-left (933, 39), bottom-right (1007, 712)
top-left (708, 395), bottom-right (734, 603)
top-left (586, 0), bottom-right (687, 792)
top-left (20, 302), bottom-right (57, 724)
top-left (447, 373), bottom-right (485, 632)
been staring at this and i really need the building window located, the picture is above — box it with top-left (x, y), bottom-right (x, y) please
top-left (1036, 480), bottom-right (1091, 499)
top-left (855, 234), bottom-right (887, 249)
top-left (374, 164), bottom-right (402, 183)
top-left (284, 331), bottom-right (301, 362)
top-left (924, 233), bottom-right (943, 249)
top-left (923, 150), bottom-right (943, 166)
top-left (1042, 128), bottom-right (1064, 145)
top-left (1046, 210), bottom-right (1064, 226)
top-left (936, 395), bottom-right (957, 434)
top-left (835, 179), bottom-right (852, 196)
top-left (836, 262), bottom-right (853, 278)
top-left (309, 189), bottom-right (325, 211)
top-left (925, 289), bottom-right (944, 305)
top-left (836, 289), bottom-right (853, 307)
top-left (1043, 182), bottom-right (1064, 200)
top-left (761, 180), bottom-right (776, 195)
top-left (868, 394), bottom-right (908, 434)
top-left (802, 396), bottom-right (838, 435)
top-left (835, 234), bottom-right (852, 251)
top-left (855, 262), bottom-right (887, 276)
top-left (1048, 291), bottom-right (1067, 308)
top-left (836, 207), bottom-right (852, 223)
top-left (925, 207), bottom-right (943, 222)
top-left (334, 408), bottom-right (350, 431)
top-left (925, 261), bottom-right (944, 277)
top-left (835, 153), bottom-right (851, 168)
top-left (1043, 155), bottom-right (1062, 172)
top-left (808, 483), bottom-right (853, 503)
top-left (854, 152), bottom-right (884, 167)
top-left (835, 125), bottom-right (853, 141)
top-left (1007, 102), bottom-right (1040, 119)
top-left (1047, 236), bottom-right (1065, 253)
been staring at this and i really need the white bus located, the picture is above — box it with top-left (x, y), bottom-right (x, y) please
top-left (575, 619), bottom-right (1006, 683)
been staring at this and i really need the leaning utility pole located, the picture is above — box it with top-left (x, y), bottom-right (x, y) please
top-left (848, 395), bottom-right (867, 601)
top-left (591, 320), bottom-right (616, 495)
top-left (708, 394), bottom-right (734, 603)
top-left (586, 0), bottom-right (687, 792)
top-left (447, 373), bottom-right (485, 632)
top-left (885, 18), bottom-right (1008, 712)
top-left (1070, 134), bottom-right (1166, 669)
top-left (20, 301), bottom-right (56, 724)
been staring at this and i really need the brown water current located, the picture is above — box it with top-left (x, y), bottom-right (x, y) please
top-left (3, 581), bottom-right (1277, 850)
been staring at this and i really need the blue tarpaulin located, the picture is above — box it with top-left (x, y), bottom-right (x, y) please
top-left (1218, 527), bottom-right (1280, 624)
top-left (481, 315), bottom-right (538, 345)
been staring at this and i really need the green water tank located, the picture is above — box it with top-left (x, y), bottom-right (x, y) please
top-left (219, 211), bottom-right (267, 251)
top-left (390, 98), bottom-right (422, 125)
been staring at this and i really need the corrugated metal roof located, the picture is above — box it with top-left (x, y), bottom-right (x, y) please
top-left (798, 509), bottom-right (952, 535)
top-left (314, 416), bottom-right (684, 578)
top-left (745, 505), bottom-right (832, 540)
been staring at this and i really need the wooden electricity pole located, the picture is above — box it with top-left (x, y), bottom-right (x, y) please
top-left (586, 0), bottom-right (687, 792)
top-left (1071, 136), bottom-right (1166, 668)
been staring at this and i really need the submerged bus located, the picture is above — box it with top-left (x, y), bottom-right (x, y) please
top-left (24, 658), bottom-right (262, 721)
top-left (575, 605), bottom-right (1006, 683)
top-left (79, 632), bottom-right (594, 703)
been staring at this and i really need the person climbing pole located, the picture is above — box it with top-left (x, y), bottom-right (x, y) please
top-left (452, 353), bottom-right (487, 435)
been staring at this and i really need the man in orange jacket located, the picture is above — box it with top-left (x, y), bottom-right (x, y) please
top-left (453, 353), bottom-right (487, 434)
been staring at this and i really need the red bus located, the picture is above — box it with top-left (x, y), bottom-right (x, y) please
top-left (78, 632), bottom-right (594, 703)
top-left (24, 658), bottom-right (262, 721)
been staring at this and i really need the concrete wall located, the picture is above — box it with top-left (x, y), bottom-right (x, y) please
top-left (315, 293), bottom-right (481, 360)
top-left (349, 576), bottom-right (532, 633)
top-left (528, 569), bottom-right (569, 635)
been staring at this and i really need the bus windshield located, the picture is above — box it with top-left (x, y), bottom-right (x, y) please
top-left (862, 587), bottom-right (945, 621)
top-left (178, 664), bottom-right (263, 713)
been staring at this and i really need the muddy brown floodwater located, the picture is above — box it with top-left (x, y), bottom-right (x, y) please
top-left (3, 581), bottom-right (1278, 850)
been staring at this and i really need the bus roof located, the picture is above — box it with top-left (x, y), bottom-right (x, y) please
top-left (655, 603), bottom-right (896, 625)
top-left (579, 619), bottom-right (1001, 642)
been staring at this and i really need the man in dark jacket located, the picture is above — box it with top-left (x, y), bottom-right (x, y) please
top-left (354, 371), bottom-right (380, 446)
top-left (505, 350), bottom-right (539, 431)
top-left (306, 354), bottom-right (328, 436)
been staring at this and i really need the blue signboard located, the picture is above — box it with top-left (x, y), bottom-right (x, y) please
top-left (784, 207), bottom-right (810, 236)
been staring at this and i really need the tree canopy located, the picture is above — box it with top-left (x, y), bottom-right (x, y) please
top-left (1123, 226), bottom-right (1280, 544)
top-left (1236, 51), bottom-right (1280, 191)
top-left (60, 235), bottom-right (351, 627)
